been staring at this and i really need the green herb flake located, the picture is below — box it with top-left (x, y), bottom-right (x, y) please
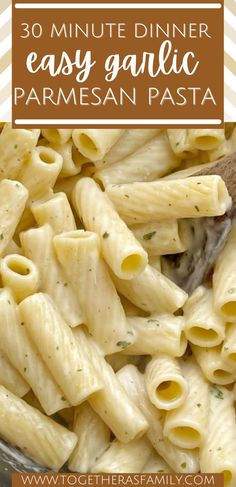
top-left (77, 368), bottom-right (83, 372)
top-left (197, 403), bottom-right (202, 408)
top-left (0, 234), bottom-right (4, 240)
top-left (143, 231), bottom-right (156, 241)
top-left (7, 300), bottom-right (11, 305)
top-left (56, 346), bottom-right (59, 351)
top-left (20, 322), bottom-right (24, 326)
top-left (127, 330), bottom-right (134, 335)
top-left (24, 367), bottom-right (27, 373)
top-left (194, 205), bottom-right (200, 212)
top-left (210, 384), bottom-right (224, 400)
top-left (14, 144), bottom-right (18, 149)
top-left (116, 340), bottom-right (131, 349)
top-left (61, 396), bottom-right (66, 401)
top-left (102, 232), bottom-right (109, 239)
top-left (181, 463), bottom-right (187, 469)
top-left (147, 319), bottom-right (160, 326)
top-left (64, 282), bottom-right (68, 287)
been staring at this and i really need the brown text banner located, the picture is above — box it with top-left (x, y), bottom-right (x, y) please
top-left (12, 473), bottom-right (224, 487)
top-left (12, 0), bottom-right (224, 127)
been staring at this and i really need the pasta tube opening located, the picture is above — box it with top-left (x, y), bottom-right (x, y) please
top-left (0, 254), bottom-right (39, 303)
top-left (213, 369), bottom-right (234, 382)
top-left (169, 426), bottom-right (201, 449)
top-left (38, 148), bottom-right (59, 165)
top-left (188, 326), bottom-right (219, 346)
top-left (6, 255), bottom-right (31, 275)
top-left (79, 134), bottom-right (97, 156)
top-left (156, 380), bottom-right (183, 404)
top-left (193, 135), bottom-right (221, 150)
top-left (121, 254), bottom-right (143, 274)
top-left (221, 302), bottom-right (236, 316)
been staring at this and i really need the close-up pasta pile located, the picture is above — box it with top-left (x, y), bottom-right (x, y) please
top-left (0, 124), bottom-right (236, 484)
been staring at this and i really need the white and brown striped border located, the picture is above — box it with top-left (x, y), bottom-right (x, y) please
top-left (0, 1), bottom-right (236, 122)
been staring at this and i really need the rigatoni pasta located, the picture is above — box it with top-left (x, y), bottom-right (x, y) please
top-left (54, 230), bottom-right (130, 354)
top-left (72, 177), bottom-right (148, 279)
top-left (184, 286), bottom-right (226, 347)
top-left (0, 254), bottom-right (39, 303)
top-left (0, 124), bottom-right (234, 475)
top-left (20, 224), bottom-right (84, 327)
top-left (106, 176), bottom-right (231, 223)
top-left (68, 402), bottom-right (110, 473)
top-left (19, 293), bottom-right (103, 406)
top-left (145, 354), bottom-right (188, 410)
top-left (0, 385), bottom-right (77, 471)
top-left (95, 133), bottom-right (180, 186)
top-left (72, 129), bottom-right (124, 162)
top-left (0, 288), bottom-right (69, 415)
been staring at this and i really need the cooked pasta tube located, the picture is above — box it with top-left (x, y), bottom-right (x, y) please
top-left (20, 225), bottom-right (83, 327)
top-left (0, 350), bottom-right (30, 398)
top-left (0, 385), bottom-right (77, 471)
top-left (117, 365), bottom-right (199, 473)
top-left (95, 129), bottom-right (160, 168)
top-left (92, 437), bottom-right (152, 473)
top-left (164, 356), bottom-right (209, 449)
top-left (73, 332), bottom-right (148, 443)
top-left (130, 220), bottom-right (191, 256)
top-left (18, 146), bottom-right (63, 202)
top-left (105, 176), bottom-right (231, 224)
top-left (95, 133), bottom-right (180, 186)
top-left (72, 129), bottom-right (124, 162)
top-left (0, 179), bottom-right (28, 256)
top-left (68, 403), bottom-right (110, 473)
top-left (207, 138), bottom-right (232, 162)
top-left (0, 125), bottom-right (40, 179)
top-left (112, 264), bottom-right (188, 314)
top-left (54, 230), bottom-right (130, 354)
top-left (187, 129), bottom-right (225, 150)
top-left (167, 129), bottom-right (198, 159)
top-left (0, 254), bottom-right (39, 303)
top-left (124, 314), bottom-right (187, 357)
top-left (221, 323), bottom-right (236, 366)
top-left (145, 354), bottom-right (189, 410)
top-left (213, 224), bottom-right (236, 320)
top-left (200, 387), bottom-right (236, 487)
top-left (184, 286), bottom-right (226, 347)
top-left (31, 192), bottom-right (76, 234)
top-left (42, 129), bottom-right (72, 145)
top-left (191, 345), bottom-right (236, 385)
top-left (19, 293), bottom-right (102, 406)
top-left (142, 450), bottom-right (173, 473)
top-left (42, 139), bottom-right (87, 178)
top-left (0, 288), bottom-right (69, 415)
top-left (72, 177), bottom-right (148, 279)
